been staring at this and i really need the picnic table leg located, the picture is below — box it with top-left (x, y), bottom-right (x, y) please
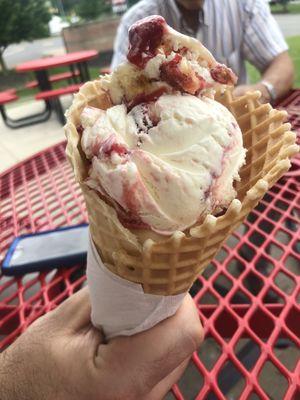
top-left (69, 64), bottom-right (79, 84)
top-left (34, 69), bottom-right (55, 117)
top-left (52, 98), bottom-right (65, 125)
top-left (35, 70), bottom-right (51, 91)
top-left (36, 69), bottom-right (64, 125)
top-left (82, 62), bottom-right (91, 81)
top-left (76, 63), bottom-right (85, 83)
top-left (76, 62), bottom-right (90, 83)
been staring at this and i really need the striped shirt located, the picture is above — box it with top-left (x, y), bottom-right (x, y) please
top-left (111, 0), bottom-right (288, 84)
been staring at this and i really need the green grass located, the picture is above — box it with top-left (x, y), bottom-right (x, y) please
top-left (247, 35), bottom-right (300, 87)
top-left (247, 63), bottom-right (261, 85)
top-left (286, 36), bottom-right (300, 87)
top-left (271, 2), bottom-right (300, 14)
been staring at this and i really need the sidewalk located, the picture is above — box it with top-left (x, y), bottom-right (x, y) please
top-left (274, 13), bottom-right (300, 37)
top-left (0, 97), bottom-right (70, 173)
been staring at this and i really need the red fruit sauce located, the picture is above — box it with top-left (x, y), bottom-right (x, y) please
top-left (77, 125), bottom-right (84, 135)
top-left (101, 141), bottom-right (128, 157)
top-left (127, 15), bottom-right (167, 69)
top-left (160, 53), bottom-right (207, 94)
top-left (210, 64), bottom-right (237, 85)
top-left (127, 87), bottom-right (167, 110)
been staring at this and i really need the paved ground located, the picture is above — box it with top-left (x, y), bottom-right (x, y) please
top-left (3, 36), bottom-right (65, 69)
top-left (273, 13), bottom-right (300, 37)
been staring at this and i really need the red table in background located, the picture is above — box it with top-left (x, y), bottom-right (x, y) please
top-left (17, 51), bottom-right (99, 73)
top-left (16, 50), bottom-right (98, 89)
top-left (0, 91), bottom-right (299, 399)
top-left (3, 51), bottom-right (98, 128)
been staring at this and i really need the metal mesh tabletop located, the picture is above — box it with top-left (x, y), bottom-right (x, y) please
top-left (1, 91), bottom-right (300, 399)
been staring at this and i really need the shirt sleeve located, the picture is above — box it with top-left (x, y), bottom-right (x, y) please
top-left (111, 1), bottom-right (159, 70)
top-left (242, 0), bottom-right (288, 72)
top-left (111, 16), bottom-right (130, 70)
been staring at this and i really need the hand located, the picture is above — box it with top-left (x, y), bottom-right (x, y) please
top-left (0, 287), bottom-right (203, 400)
top-left (233, 83), bottom-right (271, 103)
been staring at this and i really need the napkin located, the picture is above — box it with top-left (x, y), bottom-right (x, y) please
top-left (87, 233), bottom-right (185, 339)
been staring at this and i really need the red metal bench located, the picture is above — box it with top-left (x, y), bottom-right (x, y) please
top-left (3, 88), bottom-right (17, 95)
top-left (25, 70), bottom-right (80, 89)
top-left (0, 90), bottom-right (18, 105)
top-left (0, 89), bottom-right (52, 128)
top-left (0, 91), bottom-right (19, 127)
top-left (35, 83), bottom-right (82, 101)
top-left (35, 83), bottom-right (82, 124)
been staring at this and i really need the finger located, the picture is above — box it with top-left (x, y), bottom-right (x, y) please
top-left (49, 286), bottom-right (92, 332)
top-left (145, 357), bottom-right (190, 400)
top-left (102, 294), bottom-right (203, 391)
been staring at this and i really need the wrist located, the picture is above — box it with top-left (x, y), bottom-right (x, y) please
top-left (258, 81), bottom-right (276, 104)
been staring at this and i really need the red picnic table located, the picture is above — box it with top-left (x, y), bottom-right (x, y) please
top-left (0, 91), bottom-right (299, 399)
top-left (1, 50), bottom-right (98, 129)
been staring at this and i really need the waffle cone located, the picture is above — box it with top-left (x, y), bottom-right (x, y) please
top-left (65, 79), bottom-right (298, 295)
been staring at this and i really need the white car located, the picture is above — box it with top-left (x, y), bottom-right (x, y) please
top-left (112, 0), bottom-right (127, 14)
top-left (48, 16), bottom-right (69, 36)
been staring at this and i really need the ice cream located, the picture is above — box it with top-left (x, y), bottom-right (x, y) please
top-left (79, 15), bottom-right (246, 235)
top-left (81, 95), bottom-right (245, 234)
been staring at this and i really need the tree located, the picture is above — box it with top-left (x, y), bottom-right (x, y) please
top-left (279, 0), bottom-right (290, 12)
top-left (76, 0), bottom-right (111, 21)
top-left (0, 0), bottom-right (51, 72)
top-left (50, 0), bottom-right (79, 16)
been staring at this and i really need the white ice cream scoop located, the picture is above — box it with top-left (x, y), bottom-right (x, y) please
top-left (80, 93), bottom-right (246, 234)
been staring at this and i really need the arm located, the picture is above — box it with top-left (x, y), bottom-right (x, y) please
top-left (111, 18), bottom-right (130, 70)
top-left (234, 0), bottom-right (294, 103)
top-left (234, 51), bottom-right (294, 103)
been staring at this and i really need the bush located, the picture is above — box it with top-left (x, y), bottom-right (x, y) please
top-left (76, 0), bottom-right (111, 21)
top-left (0, 0), bottom-right (51, 72)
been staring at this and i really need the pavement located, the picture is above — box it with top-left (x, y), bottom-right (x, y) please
top-left (273, 13), bottom-right (300, 37)
top-left (0, 97), bottom-right (69, 174)
top-left (3, 36), bottom-right (65, 70)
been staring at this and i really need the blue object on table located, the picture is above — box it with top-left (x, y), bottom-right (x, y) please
top-left (1, 224), bottom-right (89, 276)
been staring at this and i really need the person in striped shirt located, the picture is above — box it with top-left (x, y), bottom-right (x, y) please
top-left (111, 0), bottom-right (294, 104)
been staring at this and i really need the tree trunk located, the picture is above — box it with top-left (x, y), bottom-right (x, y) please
top-left (0, 49), bottom-right (7, 73)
